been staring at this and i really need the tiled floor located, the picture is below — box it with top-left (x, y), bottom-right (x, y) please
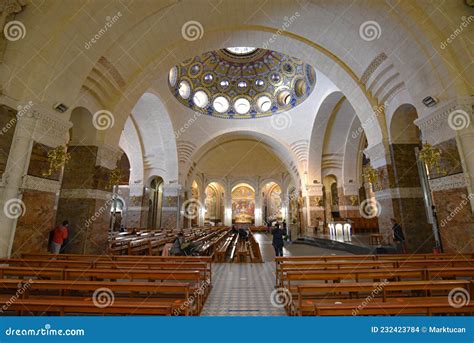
top-left (201, 233), bottom-right (351, 316)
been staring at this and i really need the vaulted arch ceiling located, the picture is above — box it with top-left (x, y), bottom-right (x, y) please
top-left (4, 0), bottom-right (471, 157)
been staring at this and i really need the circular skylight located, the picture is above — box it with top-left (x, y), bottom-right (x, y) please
top-left (178, 80), bottom-right (191, 99)
top-left (234, 98), bottom-right (251, 114)
top-left (257, 96), bottom-right (272, 112)
top-left (169, 67), bottom-right (178, 86)
top-left (225, 47), bottom-right (257, 55)
top-left (213, 96), bottom-right (229, 113)
top-left (193, 90), bottom-right (209, 108)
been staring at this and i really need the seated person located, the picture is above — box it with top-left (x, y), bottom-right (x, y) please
top-left (238, 227), bottom-right (248, 241)
top-left (170, 232), bottom-right (187, 256)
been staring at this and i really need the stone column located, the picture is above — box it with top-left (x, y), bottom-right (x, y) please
top-left (124, 184), bottom-right (148, 229)
top-left (197, 189), bottom-right (205, 226)
top-left (224, 185), bottom-right (232, 226)
top-left (340, 183), bottom-right (360, 218)
top-left (305, 184), bottom-right (324, 227)
top-left (254, 193), bottom-right (263, 226)
top-left (365, 140), bottom-right (435, 253)
top-left (160, 184), bottom-right (181, 229)
top-left (415, 97), bottom-right (474, 253)
top-left (56, 144), bottom-right (121, 254)
top-left (0, 102), bottom-right (71, 257)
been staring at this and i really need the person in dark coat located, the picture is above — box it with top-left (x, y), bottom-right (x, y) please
top-left (272, 223), bottom-right (284, 257)
top-left (391, 218), bottom-right (406, 253)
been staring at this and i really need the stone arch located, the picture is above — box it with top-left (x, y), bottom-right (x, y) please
top-left (185, 130), bottom-right (301, 191)
top-left (308, 91), bottom-right (345, 184)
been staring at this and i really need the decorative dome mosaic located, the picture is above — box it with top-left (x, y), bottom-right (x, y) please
top-left (168, 47), bottom-right (317, 119)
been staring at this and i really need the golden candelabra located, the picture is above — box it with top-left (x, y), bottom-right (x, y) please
top-left (108, 167), bottom-right (122, 188)
top-left (362, 165), bottom-right (378, 185)
top-left (43, 145), bottom-right (70, 177)
top-left (419, 143), bottom-right (443, 175)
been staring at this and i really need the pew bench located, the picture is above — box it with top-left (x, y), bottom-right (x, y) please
top-left (293, 279), bottom-right (471, 315)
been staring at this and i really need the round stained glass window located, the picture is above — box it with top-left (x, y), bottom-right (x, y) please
top-left (169, 67), bottom-right (178, 87)
top-left (234, 98), bottom-right (251, 114)
top-left (178, 81), bottom-right (191, 99)
top-left (193, 90), bottom-right (209, 108)
top-left (257, 96), bottom-right (272, 112)
top-left (213, 96), bottom-right (229, 113)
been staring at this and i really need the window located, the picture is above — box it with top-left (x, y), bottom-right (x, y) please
top-left (213, 96), bottom-right (229, 113)
top-left (237, 81), bottom-right (247, 88)
top-left (193, 90), bottom-right (209, 108)
top-left (225, 47), bottom-right (257, 55)
top-left (178, 81), bottom-right (191, 99)
top-left (234, 98), bottom-right (251, 114)
top-left (255, 79), bottom-right (265, 88)
top-left (277, 90), bottom-right (292, 106)
top-left (169, 67), bottom-right (178, 87)
top-left (256, 96), bottom-right (272, 112)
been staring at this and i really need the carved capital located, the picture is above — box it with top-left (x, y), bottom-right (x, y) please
top-left (16, 102), bottom-right (72, 147)
top-left (414, 96), bottom-right (473, 145)
top-left (364, 140), bottom-right (391, 168)
top-left (0, 0), bottom-right (26, 16)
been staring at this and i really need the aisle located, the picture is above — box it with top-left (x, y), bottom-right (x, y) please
top-left (201, 263), bottom-right (284, 316)
top-left (201, 233), bottom-right (352, 316)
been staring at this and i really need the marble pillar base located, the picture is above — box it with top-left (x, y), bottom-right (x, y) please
top-left (11, 190), bottom-right (56, 257)
top-left (56, 197), bottom-right (111, 254)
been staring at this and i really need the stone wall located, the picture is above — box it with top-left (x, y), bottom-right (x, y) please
top-left (0, 105), bottom-right (17, 175)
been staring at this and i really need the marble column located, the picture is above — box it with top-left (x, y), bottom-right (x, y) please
top-left (0, 102), bottom-right (71, 257)
top-left (306, 184), bottom-right (324, 227)
top-left (365, 141), bottom-right (435, 253)
top-left (56, 144), bottom-right (121, 254)
top-left (123, 184), bottom-right (149, 229)
top-left (340, 183), bottom-right (360, 218)
top-left (224, 187), bottom-right (232, 226)
top-left (160, 184), bottom-right (181, 229)
top-left (415, 97), bottom-right (474, 253)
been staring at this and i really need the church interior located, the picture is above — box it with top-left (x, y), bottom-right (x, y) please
top-left (0, 0), bottom-right (473, 317)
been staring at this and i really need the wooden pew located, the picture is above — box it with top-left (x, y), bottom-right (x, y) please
top-left (294, 279), bottom-right (471, 315)
top-left (2, 259), bottom-right (211, 282)
top-left (313, 300), bottom-right (474, 316)
top-left (0, 267), bottom-right (207, 313)
top-left (0, 279), bottom-right (190, 315)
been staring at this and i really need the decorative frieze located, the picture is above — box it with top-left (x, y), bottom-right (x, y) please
top-left (414, 96), bottom-right (473, 145)
top-left (21, 175), bottom-right (61, 193)
top-left (364, 140), bottom-right (391, 168)
top-left (375, 187), bottom-right (423, 200)
top-left (60, 189), bottom-right (113, 201)
top-left (16, 105), bottom-right (72, 148)
top-left (429, 173), bottom-right (468, 192)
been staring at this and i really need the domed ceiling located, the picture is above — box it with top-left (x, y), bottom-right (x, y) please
top-left (168, 47), bottom-right (316, 119)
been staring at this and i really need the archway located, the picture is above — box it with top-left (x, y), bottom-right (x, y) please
top-left (261, 182), bottom-right (283, 224)
top-left (204, 182), bottom-right (225, 226)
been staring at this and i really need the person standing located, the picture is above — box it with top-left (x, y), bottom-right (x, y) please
top-left (272, 223), bottom-right (284, 257)
top-left (51, 220), bottom-right (69, 254)
top-left (391, 218), bottom-right (406, 253)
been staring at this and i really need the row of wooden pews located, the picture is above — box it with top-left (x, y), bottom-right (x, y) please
top-left (108, 226), bottom-right (230, 256)
top-left (214, 231), bottom-right (263, 263)
top-left (275, 253), bottom-right (474, 316)
top-left (0, 253), bottom-right (212, 316)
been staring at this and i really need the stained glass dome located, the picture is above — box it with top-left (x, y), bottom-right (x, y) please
top-left (169, 47), bottom-right (317, 119)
